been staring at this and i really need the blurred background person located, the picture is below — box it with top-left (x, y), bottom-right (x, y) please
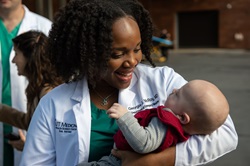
top-left (0, 30), bottom-right (62, 153)
top-left (0, 0), bottom-right (51, 165)
top-left (159, 28), bottom-right (171, 62)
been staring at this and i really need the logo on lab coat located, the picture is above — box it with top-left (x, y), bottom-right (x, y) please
top-left (55, 120), bottom-right (77, 133)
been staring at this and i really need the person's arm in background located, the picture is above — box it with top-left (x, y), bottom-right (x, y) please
top-left (0, 86), bottom-right (53, 130)
top-left (0, 104), bottom-right (30, 130)
top-left (8, 129), bottom-right (26, 151)
top-left (112, 115), bottom-right (238, 166)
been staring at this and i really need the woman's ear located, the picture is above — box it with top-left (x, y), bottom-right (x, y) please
top-left (178, 113), bottom-right (190, 125)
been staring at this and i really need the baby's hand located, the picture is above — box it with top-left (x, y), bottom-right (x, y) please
top-left (107, 103), bottom-right (128, 119)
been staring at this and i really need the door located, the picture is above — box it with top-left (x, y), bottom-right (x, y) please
top-left (178, 10), bottom-right (218, 48)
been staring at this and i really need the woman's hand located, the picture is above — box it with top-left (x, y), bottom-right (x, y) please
top-left (111, 146), bottom-right (176, 166)
top-left (112, 149), bottom-right (144, 166)
top-left (8, 129), bottom-right (26, 151)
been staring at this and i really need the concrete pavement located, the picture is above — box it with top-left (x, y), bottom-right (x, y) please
top-left (147, 49), bottom-right (250, 166)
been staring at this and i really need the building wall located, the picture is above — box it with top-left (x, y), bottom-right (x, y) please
top-left (139, 0), bottom-right (250, 49)
top-left (22, 0), bottom-right (69, 21)
top-left (23, 0), bottom-right (250, 49)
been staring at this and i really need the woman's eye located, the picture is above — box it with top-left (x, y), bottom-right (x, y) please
top-left (134, 46), bottom-right (141, 53)
top-left (111, 52), bottom-right (124, 59)
top-left (134, 48), bottom-right (141, 53)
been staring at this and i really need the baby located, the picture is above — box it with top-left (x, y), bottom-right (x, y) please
top-left (79, 79), bottom-right (229, 165)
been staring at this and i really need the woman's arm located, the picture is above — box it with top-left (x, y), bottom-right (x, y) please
top-left (20, 103), bottom-right (56, 166)
top-left (175, 115), bottom-right (238, 165)
top-left (112, 146), bottom-right (176, 166)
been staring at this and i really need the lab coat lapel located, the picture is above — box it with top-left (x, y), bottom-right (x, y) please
top-left (71, 78), bottom-right (91, 162)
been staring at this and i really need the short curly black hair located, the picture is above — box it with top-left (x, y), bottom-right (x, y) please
top-left (48, 0), bottom-right (155, 86)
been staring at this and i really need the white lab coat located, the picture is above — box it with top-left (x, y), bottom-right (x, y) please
top-left (21, 63), bottom-right (238, 166)
top-left (0, 6), bottom-right (52, 166)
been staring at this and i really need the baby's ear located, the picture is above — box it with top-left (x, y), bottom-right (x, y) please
top-left (177, 113), bottom-right (190, 125)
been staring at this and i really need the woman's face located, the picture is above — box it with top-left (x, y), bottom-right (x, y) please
top-left (103, 17), bottom-right (142, 89)
top-left (12, 46), bottom-right (27, 76)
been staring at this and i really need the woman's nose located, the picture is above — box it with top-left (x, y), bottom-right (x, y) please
top-left (124, 52), bottom-right (138, 67)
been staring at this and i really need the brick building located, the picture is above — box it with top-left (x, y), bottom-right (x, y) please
top-left (23, 0), bottom-right (250, 49)
top-left (139, 0), bottom-right (250, 49)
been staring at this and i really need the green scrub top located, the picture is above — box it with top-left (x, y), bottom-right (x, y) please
top-left (88, 102), bottom-right (118, 162)
top-left (0, 20), bottom-right (21, 166)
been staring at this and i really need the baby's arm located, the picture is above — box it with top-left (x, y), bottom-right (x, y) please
top-left (117, 113), bottom-right (167, 154)
top-left (108, 103), bottom-right (166, 153)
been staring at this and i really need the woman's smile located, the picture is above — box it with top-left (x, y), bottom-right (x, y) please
top-left (114, 70), bottom-right (133, 82)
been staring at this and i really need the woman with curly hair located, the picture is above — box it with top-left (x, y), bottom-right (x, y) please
top-left (0, 30), bottom-right (62, 151)
top-left (20, 0), bottom-right (237, 166)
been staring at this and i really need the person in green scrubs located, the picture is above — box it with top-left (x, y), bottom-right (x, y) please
top-left (0, 0), bottom-right (52, 165)
top-left (0, 10), bottom-right (22, 166)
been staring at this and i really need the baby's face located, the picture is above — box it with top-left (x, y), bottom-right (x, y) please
top-left (164, 87), bottom-right (188, 115)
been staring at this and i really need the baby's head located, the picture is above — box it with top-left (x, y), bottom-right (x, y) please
top-left (165, 80), bottom-right (229, 135)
